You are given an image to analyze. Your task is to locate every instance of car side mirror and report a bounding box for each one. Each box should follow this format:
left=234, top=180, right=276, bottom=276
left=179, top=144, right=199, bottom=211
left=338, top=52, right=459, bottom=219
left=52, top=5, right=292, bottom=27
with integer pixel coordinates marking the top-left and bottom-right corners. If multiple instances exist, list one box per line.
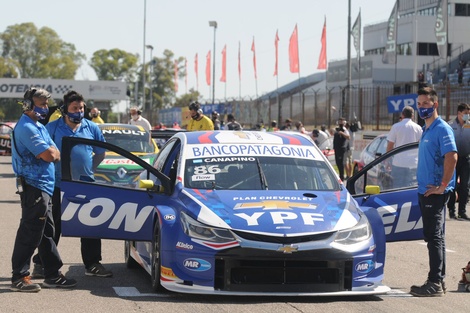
left=365, top=185, right=380, bottom=195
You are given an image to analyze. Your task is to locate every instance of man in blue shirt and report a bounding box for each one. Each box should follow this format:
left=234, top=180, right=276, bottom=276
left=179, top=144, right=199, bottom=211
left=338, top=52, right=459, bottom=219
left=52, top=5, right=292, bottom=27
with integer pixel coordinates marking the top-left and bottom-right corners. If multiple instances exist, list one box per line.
left=410, top=87, right=457, bottom=297
left=31, top=90, right=112, bottom=279
left=11, top=88, right=77, bottom=292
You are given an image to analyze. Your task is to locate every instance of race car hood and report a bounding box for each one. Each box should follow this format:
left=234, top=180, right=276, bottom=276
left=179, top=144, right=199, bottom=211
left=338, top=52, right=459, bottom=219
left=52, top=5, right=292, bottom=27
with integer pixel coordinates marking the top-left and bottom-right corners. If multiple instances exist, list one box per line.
left=180, top=188, right=361, bottom=236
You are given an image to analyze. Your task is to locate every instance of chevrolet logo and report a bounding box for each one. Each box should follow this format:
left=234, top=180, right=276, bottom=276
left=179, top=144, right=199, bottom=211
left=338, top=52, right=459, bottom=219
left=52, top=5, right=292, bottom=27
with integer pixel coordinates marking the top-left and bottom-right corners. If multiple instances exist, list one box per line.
left=277, top=244, right=299, bottom=254
left=234, top=200, right=317, bottom=210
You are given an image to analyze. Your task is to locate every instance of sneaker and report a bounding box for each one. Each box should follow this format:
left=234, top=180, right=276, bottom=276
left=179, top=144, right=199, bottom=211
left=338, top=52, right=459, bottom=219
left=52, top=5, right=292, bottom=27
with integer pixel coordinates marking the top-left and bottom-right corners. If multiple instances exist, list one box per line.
left=31, top=263, right=45, bottom=279
left=410, top=280, right=444, bottom=297
left=458, top=213, right=470, bottom=220
left=411, top=280, right=446, bottom=293
left=85, top=263, right=113, bottom=277
left=11, top=276, right=41, bottom=292
left=43, top=274, right=77, bottom=288
left=449, top=212, right=457, bottom=219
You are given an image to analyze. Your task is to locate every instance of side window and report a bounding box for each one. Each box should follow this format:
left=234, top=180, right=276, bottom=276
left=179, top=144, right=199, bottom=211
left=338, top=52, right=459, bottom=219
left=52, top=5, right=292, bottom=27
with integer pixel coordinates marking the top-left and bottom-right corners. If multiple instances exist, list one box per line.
left=352, top=145, right=418, bottom=194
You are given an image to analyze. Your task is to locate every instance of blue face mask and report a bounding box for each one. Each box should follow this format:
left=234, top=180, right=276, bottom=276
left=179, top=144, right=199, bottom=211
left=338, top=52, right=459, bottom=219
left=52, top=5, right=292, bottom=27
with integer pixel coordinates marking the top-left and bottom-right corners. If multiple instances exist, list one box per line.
left=66, top=111, right=84, bottom=123
left=33, top=105, right=49, bottom=120
left=418, top=106, right=435, bottom=119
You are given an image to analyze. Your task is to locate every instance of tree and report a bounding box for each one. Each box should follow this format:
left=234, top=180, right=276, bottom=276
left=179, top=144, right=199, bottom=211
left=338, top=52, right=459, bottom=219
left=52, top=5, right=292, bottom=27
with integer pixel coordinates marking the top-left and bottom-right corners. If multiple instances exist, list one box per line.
left=0, top=22, right=85, bottom=79
left=0, top=57, right=19, bottom=78
left=173, top=88, right=202, bottom=107
left=142, top=49, right=186, bottom=110
left=89, top=49, right=139, bottom=81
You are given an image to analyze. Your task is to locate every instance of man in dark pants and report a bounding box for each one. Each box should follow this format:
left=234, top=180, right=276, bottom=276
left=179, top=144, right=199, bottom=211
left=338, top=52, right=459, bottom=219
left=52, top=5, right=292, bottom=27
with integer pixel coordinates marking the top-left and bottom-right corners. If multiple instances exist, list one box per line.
left=333, top=117, right=350, bottom=181
left=31, top=90, right=112, bottom=278
left=11, top=88, right=77, bottom=292
left=410, top=86, right=457, bottom=297
left=447, top=102, right=470, bottom=219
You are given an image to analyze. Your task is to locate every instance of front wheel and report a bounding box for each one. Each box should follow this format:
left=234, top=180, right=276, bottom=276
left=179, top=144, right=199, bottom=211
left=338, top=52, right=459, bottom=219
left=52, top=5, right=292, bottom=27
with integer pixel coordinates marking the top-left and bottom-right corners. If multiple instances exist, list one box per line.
left=151, top=221, right=163, bottom=291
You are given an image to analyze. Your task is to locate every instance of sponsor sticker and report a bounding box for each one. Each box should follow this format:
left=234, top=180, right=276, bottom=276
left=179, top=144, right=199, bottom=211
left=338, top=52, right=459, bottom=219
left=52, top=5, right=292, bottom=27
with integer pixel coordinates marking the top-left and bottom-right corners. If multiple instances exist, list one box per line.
left=183, top=258, right=211, bottom=271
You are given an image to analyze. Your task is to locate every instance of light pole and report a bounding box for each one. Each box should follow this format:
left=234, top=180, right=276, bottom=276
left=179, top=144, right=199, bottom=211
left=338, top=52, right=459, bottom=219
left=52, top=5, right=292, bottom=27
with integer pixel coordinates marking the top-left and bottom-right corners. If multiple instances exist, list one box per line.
left=146, top=44, right=154, bottom=113
left=142, top=0, right=147, bottom=113
left=209, top=20, right=217, bottom=105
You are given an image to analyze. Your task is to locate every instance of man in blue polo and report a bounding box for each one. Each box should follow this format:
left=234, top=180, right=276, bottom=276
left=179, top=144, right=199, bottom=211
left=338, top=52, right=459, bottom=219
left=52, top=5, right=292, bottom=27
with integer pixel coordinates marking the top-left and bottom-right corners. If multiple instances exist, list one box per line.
left=11, top=88, right=76, bottom=292
left=31, top=90, right=113, bottom=279
left=410, top=86, right=457, bottom=297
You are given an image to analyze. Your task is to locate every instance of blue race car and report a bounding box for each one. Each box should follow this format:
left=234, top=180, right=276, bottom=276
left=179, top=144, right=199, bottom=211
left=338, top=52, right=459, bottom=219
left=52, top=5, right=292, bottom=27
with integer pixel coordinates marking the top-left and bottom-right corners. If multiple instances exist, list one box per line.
left=59, top=131, right=421, bottom=296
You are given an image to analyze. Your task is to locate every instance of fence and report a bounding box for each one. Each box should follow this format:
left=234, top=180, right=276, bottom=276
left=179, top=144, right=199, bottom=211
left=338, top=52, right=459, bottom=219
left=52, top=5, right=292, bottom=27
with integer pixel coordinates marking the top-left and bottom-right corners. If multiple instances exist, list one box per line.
left=154, top=82, right=467, bottom=131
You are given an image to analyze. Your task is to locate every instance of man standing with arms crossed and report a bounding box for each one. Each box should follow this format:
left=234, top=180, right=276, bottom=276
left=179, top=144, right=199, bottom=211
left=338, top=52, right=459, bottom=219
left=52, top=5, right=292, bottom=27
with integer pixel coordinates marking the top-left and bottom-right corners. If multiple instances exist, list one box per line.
left=410, top=87, right=457, bottom=297
left=11, top=88, right=77, bottom=292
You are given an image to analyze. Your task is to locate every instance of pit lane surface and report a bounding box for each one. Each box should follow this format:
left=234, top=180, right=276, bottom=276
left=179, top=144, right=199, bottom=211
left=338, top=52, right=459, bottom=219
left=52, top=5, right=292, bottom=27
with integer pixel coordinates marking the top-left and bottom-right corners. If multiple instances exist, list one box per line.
left=0, top=155, right=469, bottom=312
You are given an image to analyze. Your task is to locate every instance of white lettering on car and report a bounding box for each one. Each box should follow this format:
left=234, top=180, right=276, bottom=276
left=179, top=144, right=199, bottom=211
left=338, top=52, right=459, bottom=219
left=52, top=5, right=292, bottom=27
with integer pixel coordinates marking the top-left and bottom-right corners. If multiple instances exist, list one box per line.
left=377, top=202, right=422, bottom=235
left=234, top=212, right=324, bottom=226
left=62, top=195, right=154, bottom=232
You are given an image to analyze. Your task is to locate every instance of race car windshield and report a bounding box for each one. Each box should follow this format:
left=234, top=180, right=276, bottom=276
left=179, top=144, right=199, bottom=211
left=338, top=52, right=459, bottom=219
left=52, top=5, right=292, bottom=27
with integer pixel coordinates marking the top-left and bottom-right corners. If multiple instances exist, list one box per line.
left=102, top=132, right=154, bottom=153
left=184, top=156, right=340, bottom=191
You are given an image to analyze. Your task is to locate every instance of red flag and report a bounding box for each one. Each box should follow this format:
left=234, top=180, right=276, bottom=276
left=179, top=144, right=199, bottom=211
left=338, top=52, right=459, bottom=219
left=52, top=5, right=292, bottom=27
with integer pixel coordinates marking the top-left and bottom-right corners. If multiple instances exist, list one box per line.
left=194, top=53, right=199, bottom=90
left=174, top=60, right=179, bottom=92
left=220, top=45, right=227, bottom=82
left=318, top=18, right=327, bottom=70
left=289, top=25, right=299, bottom=73
left=238, top=41, right=241, bottom=81
left=274, top=30, right=279, bottom=76
left=251, top=37, right=257, bottom=79
left=205, top=50, right=211, bottom=86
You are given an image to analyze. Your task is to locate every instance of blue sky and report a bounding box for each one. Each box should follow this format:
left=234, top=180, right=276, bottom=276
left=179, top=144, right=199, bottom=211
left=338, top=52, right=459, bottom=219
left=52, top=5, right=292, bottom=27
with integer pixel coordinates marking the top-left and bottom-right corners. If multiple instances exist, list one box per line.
left=2, top=0, right=397, bottom=103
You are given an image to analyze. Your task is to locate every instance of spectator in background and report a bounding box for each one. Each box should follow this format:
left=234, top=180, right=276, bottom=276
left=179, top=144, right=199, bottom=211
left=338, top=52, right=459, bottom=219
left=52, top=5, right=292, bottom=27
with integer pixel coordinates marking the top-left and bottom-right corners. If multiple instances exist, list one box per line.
left=447, top=102, right=470, bottom=220
left=267, top=120, right=279, bottom=132
left=186, top=101, right=214, bottom=131
left=294, top=121, right=307, bottom=134
left=226, top=113, right=243, bottom=131
left=311, top=129, right=328, bottom=146
left=129, top=107, right=152, bottom=132
left=211, top=111, right=221, bottom=130
left=280, top=119, right=292, bottom=130
left=333, top=117, right=350, bottom=181
left=90, top=107, right=105, bottom=124
left=343, top=122, right=353, bottom=178
left=386, top=105, right=423, bottom=188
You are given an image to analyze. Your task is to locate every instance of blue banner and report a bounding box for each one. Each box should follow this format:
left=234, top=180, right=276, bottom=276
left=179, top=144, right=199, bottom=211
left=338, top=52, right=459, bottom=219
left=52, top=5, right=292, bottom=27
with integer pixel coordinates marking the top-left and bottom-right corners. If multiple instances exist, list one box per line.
left=386, top=94, right=418, bottom=113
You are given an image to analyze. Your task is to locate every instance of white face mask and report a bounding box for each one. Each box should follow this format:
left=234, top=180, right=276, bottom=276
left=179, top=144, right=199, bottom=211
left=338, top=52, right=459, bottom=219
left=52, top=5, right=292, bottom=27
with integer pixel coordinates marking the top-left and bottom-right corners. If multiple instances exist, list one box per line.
left=131, top=114, right=138, bottom=120
left=463, top=114, right=470, bottom=122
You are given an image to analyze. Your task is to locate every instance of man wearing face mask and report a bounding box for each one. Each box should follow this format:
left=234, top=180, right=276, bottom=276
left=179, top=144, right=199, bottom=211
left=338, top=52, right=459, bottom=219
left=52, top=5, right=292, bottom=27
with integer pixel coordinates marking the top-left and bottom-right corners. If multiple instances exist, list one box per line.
left=11, top=88, right=76, bottom=291
left=186, top=101, right=214, bottom=131
left=30, top=90, right=113, bottom=280
left=129, top=107, right=152, bottom=132
left=410, top=87, right=457, bottom=297
left=447, top=102, right=470, bottom=220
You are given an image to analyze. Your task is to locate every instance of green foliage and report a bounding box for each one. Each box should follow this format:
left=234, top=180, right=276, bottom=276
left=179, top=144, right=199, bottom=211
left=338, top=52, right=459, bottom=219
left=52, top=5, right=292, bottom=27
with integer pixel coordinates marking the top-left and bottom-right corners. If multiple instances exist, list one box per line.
left=174, top=88, right=202, bottom=107
left=0, top=23, right=85, bottom=79
left=89, top=49, right=139, bottom=81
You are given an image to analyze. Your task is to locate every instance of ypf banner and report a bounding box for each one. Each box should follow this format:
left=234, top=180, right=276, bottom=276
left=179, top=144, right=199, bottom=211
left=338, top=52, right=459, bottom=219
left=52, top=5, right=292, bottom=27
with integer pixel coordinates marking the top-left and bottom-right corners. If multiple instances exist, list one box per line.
left=386, top=94, right=418, bottom=113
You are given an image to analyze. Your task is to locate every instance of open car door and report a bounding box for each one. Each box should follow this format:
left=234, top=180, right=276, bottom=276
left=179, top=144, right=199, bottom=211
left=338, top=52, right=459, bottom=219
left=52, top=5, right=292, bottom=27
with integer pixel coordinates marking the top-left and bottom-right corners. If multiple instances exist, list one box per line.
left=60, top=137, right=171, bottom=241
left=347, top=142, right=423, bottom=242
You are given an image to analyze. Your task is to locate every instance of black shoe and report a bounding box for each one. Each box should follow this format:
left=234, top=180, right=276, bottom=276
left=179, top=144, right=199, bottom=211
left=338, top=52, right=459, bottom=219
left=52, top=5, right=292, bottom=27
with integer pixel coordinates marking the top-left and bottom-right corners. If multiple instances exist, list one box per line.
left=449, top=212, right=457, bottom=219
left=410, top=280, right=444, bottom=297
left=85, top=263, right=113, bottom=277
left=11, top=276, right=41, bottom=292
left=43, top=274, right=77, bottom=288
left=31, top=263, right=45, bottom=279
left=458, top=213, right=470, bottom=220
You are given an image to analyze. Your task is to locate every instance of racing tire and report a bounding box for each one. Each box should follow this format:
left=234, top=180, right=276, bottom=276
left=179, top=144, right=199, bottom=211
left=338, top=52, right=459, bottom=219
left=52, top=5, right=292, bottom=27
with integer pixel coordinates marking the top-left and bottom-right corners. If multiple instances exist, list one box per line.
left=151, top=221, right=163, bottom=292
left=124, top=241, right=139, bottom=269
